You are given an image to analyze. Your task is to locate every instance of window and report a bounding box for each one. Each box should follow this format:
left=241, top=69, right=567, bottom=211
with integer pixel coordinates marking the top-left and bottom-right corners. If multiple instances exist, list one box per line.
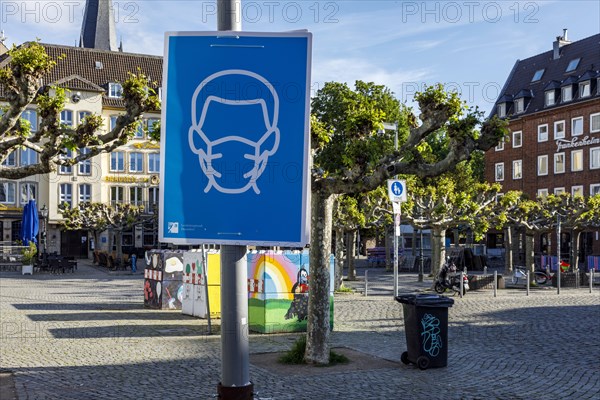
left=591, top=147, right=600, bottom=170
left=108, top=83, right=123, bottom=98
left=537, top=189, right=548, bottom=198
left=562, top=86, right=572, bottom=102
left=571, top=185, right=584, bottom=197
left=531, top=69, right=544, bottom=82
left=60, top=110, right=73, bottom=127
left=78, top=111, right=91, bottom=125
left=497, top=103, right=506, bottom=118
left=78, top=148, right=91, bottom=175
left=129, top=152, right=144, bottom=173
left=495, top=139, right=504, bottom=151
left=1, top=151, right=16, bottom=167
left=110, top=186, right=124, bottom=205
left=538, top=124, right=548, bottom=142
left=545, top=90, right=555, bottom=106
left=514, top=98, right=524, bottom=114
left=0, top=182, right=16, bottom=204
left=20, top=183, right=36, bottom=204
left=554, top=153, right=565, bottom=174
left=134, top=120, right=145, bottom=139
left=512, top=131, right=522, bottom=148
left=59, top=149, right=73, bottom=174
left=538, top=155, right=548, bottom=176
left=579, top=81, right=591, bottom=98
left=19, top=148, right=37, bottom=166
left=571, top=117, right=583, bottom=136
left=565, top=58, right=580, bottom=72
left=110, top=152, right=125, bottom=172
left=591, top=184, right=600, bottom=196
left=22, top=109, right=38, bottom=132
left=554, top=121, right=565, bottom=139
left=495, top=162, right=504, bottom=181
left=110, top=115, right=119, bottom=130
left=571, top=149, right=583, bottom=172
left=513, top=160, right=522, bottom=180
left=148, top=187, right=159, bottom=213
left=130, top=187, right=143, bottom=206
left=59, top=183, right=72, bottom=208
left=147, top=118, right=160, bottom=137
left=148, top=153, right=160, bottom=173
left=79, top=184, right=92, bottom=203
left=591, top=113, right=600, bottom=133
left=554, top=187, right=565, bottom=195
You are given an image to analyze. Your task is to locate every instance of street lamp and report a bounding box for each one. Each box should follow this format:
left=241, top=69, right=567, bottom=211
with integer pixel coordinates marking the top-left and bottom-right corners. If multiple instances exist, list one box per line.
left=40, top=204, right=48, bottom=254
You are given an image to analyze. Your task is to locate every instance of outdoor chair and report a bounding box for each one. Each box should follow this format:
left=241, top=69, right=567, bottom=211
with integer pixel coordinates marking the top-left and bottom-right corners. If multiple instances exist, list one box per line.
left=60, top=258, right=75, bottom=273
left=49, top=258, right=61, bottom=274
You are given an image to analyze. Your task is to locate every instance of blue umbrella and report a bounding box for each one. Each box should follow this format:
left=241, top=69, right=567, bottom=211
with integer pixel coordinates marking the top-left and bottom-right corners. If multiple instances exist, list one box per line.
left=21, top=200, right=39, bottom=246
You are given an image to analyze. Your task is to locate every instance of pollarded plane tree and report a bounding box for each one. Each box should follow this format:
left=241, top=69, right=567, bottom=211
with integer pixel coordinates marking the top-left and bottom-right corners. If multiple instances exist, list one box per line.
left=307, top=81, right=508, bottom=364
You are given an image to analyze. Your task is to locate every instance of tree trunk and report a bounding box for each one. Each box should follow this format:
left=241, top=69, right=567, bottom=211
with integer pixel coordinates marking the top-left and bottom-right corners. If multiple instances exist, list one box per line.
left=334, top=228, right=344, bottom=291
left=525, top=231, right=535, bottom=281
left=512, top=229, right=522, bottom=265
left=305, top=189, right=334, bottom=365
left=431, top=227, right=446, bottom=276
left=116, top=230, right=123, bottom=262
left=453, top=229, right=459, bottom=247
left=385, top=226, right=391, bottom=271
left=504, top=226, right=513, bottom=275
left=571, top=230, right=581, bottom=271
left=347, top=230, right=356, bottom=280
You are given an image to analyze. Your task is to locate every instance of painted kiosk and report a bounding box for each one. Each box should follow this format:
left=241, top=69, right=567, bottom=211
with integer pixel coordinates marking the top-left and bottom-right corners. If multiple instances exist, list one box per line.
left=247, top=250, right=334, bottom=333
left=181, top=249, right=221, bottom=318
left=144, top=250, right=185, bottom=309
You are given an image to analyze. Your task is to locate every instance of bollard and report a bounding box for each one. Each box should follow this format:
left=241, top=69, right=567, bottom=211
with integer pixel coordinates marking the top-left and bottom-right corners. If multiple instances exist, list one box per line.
left=459, top=272, right=464, bottom=299
left=493, top=271, right=497, bottom=298
left=575, top=269, right=580, bottom=289
left=483, top=266, right=487, bottom=275
left=591, top=269, right=594, bottom=294
left=526, top=271, right=530, bottom=296
left=364, top=270, right=369, bottom=297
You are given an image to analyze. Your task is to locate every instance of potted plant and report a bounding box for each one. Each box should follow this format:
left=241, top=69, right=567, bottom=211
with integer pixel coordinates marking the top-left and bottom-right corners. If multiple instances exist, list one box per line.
left=21, top=242, right=37, bottom=275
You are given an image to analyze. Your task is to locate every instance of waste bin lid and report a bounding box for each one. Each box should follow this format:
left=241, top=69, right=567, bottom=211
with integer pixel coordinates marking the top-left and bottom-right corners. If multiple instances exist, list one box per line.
left=395, top=294, right=454, bottom=307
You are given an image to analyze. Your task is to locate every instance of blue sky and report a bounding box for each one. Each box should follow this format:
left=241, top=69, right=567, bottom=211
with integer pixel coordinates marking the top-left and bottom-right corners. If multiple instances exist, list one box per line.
left=1, top=1, right=599, bottom=114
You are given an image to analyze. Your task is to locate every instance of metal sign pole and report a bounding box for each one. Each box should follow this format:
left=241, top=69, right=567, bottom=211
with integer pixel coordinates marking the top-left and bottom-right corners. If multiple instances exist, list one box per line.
left=216, top=2, right=252, bottom=399
left=557, top=215, right=561, bottom=295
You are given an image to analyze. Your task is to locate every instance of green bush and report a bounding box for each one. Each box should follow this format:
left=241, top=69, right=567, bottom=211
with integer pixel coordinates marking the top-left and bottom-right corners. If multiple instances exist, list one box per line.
left=21, top=242, right=37, bottom=265
left=278, top=335, right=350, bottom=366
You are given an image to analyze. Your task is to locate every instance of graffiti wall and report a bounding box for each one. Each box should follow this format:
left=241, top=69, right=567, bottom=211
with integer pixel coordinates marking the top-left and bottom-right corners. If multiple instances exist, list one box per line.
left=247, top=251, right=334, bottom=333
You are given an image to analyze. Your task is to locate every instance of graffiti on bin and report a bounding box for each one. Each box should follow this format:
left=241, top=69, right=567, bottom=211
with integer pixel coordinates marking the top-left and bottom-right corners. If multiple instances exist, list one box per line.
left=421, top=313, right=442, bottom=357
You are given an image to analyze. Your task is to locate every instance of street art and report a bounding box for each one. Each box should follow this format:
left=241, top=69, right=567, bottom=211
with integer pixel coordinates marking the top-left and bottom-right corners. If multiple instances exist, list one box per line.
left=144, top=250, right=185, bottom=310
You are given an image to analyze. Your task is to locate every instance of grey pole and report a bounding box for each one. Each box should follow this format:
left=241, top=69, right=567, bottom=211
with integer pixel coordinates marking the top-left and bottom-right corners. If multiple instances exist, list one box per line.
left=557, top=215, right=561, bottom=295
left=493, top=271, right=497, bottom=298
left=393, top=216, right=398, bottom=298
left=364, top=269, right=369, bottom=297
left=526, top=271, right=530, bottom=296
left=216, top=1, right=253, bottom=399
left=591, top=268, right=594, bottom=294
left=419, top=224, right=424, bottom=282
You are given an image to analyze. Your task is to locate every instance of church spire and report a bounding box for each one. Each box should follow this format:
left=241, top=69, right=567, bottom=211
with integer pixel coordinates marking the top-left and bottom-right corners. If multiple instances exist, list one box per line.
left=79, top=0, right=118, bottom=51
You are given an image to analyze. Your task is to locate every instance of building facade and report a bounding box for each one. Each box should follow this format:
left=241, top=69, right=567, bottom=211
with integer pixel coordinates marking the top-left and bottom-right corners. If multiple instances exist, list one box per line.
left=485, top=31, right=600, bottom=258
left=0, top=0, right=163, bottom=257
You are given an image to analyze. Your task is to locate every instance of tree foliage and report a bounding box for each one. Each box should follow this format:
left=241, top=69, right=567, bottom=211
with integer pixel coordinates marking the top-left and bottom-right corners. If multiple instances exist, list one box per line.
left=0, top=41, right=160, bottom=179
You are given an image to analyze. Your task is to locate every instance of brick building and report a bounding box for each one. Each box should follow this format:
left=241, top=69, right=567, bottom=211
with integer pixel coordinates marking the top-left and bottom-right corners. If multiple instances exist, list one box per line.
left=485, top=31, right=600, bottom=260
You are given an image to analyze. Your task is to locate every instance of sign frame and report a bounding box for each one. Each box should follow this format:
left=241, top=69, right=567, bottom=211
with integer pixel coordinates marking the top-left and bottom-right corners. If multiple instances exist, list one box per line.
left=159, top=31, right=312, bottom=247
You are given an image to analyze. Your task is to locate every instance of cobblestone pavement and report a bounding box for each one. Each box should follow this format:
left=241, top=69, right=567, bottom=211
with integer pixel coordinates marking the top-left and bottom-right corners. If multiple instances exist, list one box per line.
left=1, top=262, right=599, bottom=399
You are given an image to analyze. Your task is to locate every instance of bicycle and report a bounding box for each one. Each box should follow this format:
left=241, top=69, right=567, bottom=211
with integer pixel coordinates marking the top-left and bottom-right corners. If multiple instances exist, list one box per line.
left=511, top=266, right=552, bottom=285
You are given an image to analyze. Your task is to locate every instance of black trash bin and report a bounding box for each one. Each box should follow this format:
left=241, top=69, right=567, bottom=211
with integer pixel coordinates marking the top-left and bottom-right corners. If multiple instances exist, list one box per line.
left=396, top=294, right=454, bottom=370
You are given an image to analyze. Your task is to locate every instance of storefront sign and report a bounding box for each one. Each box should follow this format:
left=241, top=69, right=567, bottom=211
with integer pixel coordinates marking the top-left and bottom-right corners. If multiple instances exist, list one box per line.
left=556, top=136, right=600, bottom=152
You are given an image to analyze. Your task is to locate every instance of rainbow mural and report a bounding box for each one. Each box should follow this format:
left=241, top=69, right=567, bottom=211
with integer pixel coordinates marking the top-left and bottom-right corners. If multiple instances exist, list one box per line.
left=247, top=250, right=334, bottom=333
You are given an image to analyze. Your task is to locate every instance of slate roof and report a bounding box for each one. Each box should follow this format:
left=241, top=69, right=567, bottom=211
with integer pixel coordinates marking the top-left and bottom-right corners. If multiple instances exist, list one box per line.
left=491, top=33, right=600, bottom=119
left=0, top=42, right=162, bottom=109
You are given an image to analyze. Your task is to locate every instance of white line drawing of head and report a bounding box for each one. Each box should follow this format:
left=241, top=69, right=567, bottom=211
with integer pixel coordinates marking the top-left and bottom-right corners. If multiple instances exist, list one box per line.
left=188, top=69, right=280, bottom=194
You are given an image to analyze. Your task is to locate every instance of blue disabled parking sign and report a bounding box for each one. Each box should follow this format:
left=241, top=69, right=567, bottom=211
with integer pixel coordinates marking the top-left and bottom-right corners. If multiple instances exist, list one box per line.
left=159, top=31, right=312, bottom=247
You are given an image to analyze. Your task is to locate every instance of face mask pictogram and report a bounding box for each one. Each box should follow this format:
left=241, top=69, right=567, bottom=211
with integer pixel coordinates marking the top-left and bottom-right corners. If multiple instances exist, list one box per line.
left=188, top=70, right=280, bottom=195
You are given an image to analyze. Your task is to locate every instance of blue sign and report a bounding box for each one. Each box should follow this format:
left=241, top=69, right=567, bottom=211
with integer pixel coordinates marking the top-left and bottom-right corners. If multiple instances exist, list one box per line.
left=387, top=179, right=407, bottom=203
left=160, top=31, right=312, bottom=246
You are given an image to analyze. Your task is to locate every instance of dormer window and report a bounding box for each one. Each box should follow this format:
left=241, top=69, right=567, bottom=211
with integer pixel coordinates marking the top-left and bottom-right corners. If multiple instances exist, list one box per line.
left=565, top=58, right=580, bottom=72
left=579, top=81, right=591, bottom=98
left=545, top=90, right=555, bottom=106
left=497, top=103, right=506, bottom=118
left=514, top=98, right=524, bottom=114
left=108, top=83, right=123, bottom=98
left=562, top=86, right=572, bottom=102
left=531, top=69, right=545, bottom=82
